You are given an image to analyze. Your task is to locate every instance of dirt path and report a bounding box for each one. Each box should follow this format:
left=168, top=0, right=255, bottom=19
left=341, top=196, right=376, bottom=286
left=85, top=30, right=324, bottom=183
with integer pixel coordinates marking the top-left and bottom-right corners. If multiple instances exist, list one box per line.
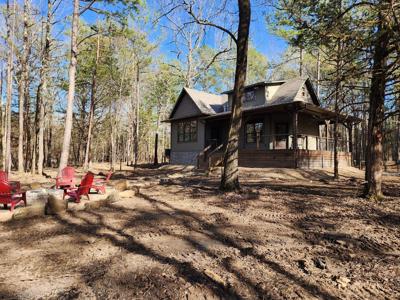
left=0, top=167, right=399, bottom=299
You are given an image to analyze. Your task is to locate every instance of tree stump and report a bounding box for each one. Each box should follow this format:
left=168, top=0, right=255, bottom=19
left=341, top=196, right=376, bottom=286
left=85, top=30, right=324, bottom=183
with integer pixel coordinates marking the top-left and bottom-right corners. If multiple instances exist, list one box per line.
left=46, top=190, right=68, bottom=215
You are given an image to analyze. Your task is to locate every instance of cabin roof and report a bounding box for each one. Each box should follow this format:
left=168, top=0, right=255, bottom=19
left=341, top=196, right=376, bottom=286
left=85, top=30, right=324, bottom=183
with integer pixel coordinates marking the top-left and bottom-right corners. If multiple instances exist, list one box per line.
left=166, top=77, right=353, bottom=122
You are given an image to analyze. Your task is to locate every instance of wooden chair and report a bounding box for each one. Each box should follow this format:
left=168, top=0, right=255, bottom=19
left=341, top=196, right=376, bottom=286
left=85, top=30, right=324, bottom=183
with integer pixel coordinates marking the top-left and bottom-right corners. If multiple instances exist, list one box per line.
left=0, top=171, right=22, bottom=193
left=63, top=172, right=94, bottom=203
left=0, top=180, right=26, bottom=212
left=91, top=171, right=113, bottom=194
left=55, top=166, right=75, bottom=189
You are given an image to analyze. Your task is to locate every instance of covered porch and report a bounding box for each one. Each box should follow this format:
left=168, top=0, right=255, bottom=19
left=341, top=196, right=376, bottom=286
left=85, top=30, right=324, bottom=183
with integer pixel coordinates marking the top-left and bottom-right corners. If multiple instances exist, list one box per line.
left=198, top=102, right=358, bottom=169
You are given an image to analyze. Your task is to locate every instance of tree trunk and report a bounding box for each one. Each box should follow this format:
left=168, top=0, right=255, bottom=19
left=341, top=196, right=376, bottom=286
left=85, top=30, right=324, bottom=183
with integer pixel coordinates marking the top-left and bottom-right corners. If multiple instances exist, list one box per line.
left=5, top=0, right=15, bottom=174
left=365, top=12, right=389, bottom=199
left=58, top=0, right=79, bottom=173
left=316, top=49, right=320, bottom=98
left=134, top=65, right=140, bottom=167
left=83, top=34, right=100, bottom=171
left=0, top=69, right=3, bottom=170
left=220, top=0, right=251, bottom=191
left=36, top=0, right=52, bottom=175
left=18, top=0, right=30, bottom=173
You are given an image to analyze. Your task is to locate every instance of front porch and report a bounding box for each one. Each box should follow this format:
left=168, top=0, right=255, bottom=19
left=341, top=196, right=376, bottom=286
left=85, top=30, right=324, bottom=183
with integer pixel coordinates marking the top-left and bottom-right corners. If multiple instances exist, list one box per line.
left=198, top=103, right=354, bottom=170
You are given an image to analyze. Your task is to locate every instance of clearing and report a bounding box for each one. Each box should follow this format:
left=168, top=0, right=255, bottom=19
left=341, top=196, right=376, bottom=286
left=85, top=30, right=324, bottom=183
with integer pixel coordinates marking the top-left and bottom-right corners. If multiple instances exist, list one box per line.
left=0, top=165, right=399, bottom=299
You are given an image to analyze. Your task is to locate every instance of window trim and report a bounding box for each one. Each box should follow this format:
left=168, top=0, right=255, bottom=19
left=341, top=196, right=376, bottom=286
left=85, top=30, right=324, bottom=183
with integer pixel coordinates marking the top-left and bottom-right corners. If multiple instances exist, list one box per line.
left=245, top=120, right=264, bottom=144
left=177, top=120, right=197, bottom=143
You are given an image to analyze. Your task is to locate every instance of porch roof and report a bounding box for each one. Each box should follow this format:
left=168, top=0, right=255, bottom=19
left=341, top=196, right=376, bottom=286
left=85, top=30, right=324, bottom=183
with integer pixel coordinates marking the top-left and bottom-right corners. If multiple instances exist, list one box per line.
left=202, top=102, right=361, bottom=124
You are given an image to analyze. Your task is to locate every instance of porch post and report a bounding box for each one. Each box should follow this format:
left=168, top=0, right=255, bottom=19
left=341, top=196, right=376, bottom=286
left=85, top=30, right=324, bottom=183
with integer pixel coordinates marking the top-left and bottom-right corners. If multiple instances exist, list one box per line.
left=348, top=123, right=353, bottom=166
left=292, top=109, right=298, bottom=168
left=325, top=120, right=329, bottom=151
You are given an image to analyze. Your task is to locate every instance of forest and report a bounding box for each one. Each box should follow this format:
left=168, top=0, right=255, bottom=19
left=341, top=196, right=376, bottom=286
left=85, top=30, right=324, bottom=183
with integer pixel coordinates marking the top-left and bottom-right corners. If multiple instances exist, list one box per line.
left=0, top=0, right=399, bottom=299
left=0, top=0, right=398, bottom=198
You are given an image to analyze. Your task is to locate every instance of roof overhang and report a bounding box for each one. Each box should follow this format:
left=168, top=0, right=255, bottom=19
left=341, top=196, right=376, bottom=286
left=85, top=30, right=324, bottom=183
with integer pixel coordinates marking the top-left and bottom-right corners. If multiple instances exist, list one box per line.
left=201, top=102, right=362, bottom=124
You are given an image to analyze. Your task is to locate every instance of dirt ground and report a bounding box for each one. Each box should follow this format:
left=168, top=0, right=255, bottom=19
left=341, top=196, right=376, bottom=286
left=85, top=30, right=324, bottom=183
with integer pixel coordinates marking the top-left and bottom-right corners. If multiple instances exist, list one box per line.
left=0, top=165, right=399, bottom=299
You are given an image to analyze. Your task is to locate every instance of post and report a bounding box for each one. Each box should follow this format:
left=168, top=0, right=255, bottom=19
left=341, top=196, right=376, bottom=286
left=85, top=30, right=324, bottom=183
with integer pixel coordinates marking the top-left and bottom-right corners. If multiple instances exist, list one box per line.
left=292, top=109, right=298, bottom=168
left=154, top=133, right=158, bottom=166
left=348, top=123, right=353, bottom=166
left=325, top=120, right=329, bottom=151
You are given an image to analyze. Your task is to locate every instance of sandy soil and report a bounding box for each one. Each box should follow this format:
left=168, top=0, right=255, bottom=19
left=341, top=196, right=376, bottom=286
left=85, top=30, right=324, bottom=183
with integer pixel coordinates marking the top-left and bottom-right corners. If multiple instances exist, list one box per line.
left=0, top=165, right=399, bottom=299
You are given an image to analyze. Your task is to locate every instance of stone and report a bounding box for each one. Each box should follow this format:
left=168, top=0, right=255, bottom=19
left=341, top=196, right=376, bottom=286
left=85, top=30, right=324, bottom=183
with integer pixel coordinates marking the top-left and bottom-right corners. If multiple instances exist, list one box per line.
left=297, top=259, right=311, bottom=275
left=313, top=257, right=327, bottom=270
left=334, top=275, right=350, bottom=288
left=26, top=189, right=48, bottom=206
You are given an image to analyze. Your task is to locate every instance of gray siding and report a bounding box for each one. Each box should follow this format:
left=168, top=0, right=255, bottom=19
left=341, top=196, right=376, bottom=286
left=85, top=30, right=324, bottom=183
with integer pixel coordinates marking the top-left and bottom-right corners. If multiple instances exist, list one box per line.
left=173, top=94, right=201, bottom=119
left=227, top=86, right=267, bottom=110
left=170, top=119, right=205, bottom=165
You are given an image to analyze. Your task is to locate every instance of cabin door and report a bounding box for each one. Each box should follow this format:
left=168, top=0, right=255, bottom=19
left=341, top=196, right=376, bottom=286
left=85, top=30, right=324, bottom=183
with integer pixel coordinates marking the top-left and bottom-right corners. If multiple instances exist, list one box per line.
left=209, top=126, right=221, bottom=148
left=275, top=123, right=289, bottom=149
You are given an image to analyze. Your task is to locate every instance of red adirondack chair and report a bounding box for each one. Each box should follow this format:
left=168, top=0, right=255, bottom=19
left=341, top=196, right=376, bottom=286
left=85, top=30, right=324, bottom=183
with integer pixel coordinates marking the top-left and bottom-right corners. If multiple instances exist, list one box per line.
left=55, top=166, right=75, bottom=189
left=0, top=180, right=26, bottom=212
left=91, top=171, right=113, bottom=194
left=63, top=172, right=94, bottom=203
left=0, top=171, right=22, bottom=192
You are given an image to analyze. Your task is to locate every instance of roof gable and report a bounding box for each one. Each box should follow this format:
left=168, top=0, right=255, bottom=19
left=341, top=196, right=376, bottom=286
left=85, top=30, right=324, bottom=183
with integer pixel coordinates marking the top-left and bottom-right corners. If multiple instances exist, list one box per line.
left=169, top=87, right=226, bottom=120
left=269, top=78, right=320, bottom=107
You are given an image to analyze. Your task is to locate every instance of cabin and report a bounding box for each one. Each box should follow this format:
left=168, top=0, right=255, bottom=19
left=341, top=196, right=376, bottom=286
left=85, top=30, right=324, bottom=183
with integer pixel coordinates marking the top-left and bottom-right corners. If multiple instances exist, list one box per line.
left=164, top=78, right=360, bottom=170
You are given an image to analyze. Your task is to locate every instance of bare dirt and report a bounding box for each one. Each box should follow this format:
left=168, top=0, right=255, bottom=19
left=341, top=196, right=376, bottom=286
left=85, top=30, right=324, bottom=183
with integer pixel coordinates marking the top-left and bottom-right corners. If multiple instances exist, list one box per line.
left=0, top=165, right=399, bottom=299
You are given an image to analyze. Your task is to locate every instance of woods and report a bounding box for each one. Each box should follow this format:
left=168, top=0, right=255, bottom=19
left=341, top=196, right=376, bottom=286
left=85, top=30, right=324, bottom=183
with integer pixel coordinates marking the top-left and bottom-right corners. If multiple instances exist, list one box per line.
left=0, top=0, right=398, bottom=199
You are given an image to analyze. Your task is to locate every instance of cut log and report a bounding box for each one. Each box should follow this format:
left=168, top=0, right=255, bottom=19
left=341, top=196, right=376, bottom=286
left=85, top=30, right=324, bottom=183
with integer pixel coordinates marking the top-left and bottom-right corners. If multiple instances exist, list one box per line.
left=46, top=190, right=68, bottom=215
left=13, top=205, right=45, bottom=220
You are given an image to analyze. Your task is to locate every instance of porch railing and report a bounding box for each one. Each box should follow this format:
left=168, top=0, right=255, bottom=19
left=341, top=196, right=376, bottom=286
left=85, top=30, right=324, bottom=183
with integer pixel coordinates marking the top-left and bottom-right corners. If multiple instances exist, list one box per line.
left=207, top=134, right=349, bottom=152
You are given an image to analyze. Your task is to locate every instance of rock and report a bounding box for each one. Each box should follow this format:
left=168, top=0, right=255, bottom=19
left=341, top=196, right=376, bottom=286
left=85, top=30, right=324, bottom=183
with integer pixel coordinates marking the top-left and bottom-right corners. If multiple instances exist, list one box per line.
left=333, top=275, right=350, bottom=288
left=297, top=259, right=311, bottom=275
left=112, top=180, right=129, bottom=191
left=13, top=205, right=45, bottom=220
left=335, top=239, right=348, bottom=247
left=313, top=257, right=327, bottom=270
left=46, top=190, right=68, bottom=215
left=26, top=189, right=48, bottom=206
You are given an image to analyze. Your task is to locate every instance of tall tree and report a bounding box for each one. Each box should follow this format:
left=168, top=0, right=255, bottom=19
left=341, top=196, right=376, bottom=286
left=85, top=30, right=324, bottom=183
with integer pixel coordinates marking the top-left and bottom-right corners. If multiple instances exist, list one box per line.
left=18, top=0, right=31, bottom=173
left=4, top=0, right=15, bottom=174
left=34, top=0, right=54, bottom=175
left=219, top=0, right=251, bottom=191
left=58, top=0, right=141, bottom=173
left=58, top=0, right=79, bottom=172
left=83, top=34, right=100, bottom=170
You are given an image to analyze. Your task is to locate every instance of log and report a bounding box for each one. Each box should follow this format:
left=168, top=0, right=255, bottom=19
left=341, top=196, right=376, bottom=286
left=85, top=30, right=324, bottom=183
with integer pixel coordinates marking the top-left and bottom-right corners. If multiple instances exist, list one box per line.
left=46, top=190, right=68, bottom=215
left=12, top=205, right=45, bottom=220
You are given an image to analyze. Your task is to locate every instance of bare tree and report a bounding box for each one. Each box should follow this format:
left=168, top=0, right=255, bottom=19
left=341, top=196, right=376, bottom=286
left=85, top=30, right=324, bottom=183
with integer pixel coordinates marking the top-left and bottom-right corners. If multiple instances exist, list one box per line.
left=58, top=0, right=79, bottom=173
left=4, top=0, right=16, bottom=174
left=83, top=33, right=100, bottom=170
left=182, top=0, right=251, bottom=191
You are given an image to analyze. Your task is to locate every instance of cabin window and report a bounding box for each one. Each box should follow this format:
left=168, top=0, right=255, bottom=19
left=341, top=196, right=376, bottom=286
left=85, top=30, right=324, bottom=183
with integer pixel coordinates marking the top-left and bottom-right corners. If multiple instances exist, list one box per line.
left=177, top=120, right=197, bottom=143
left=244, top=90, right=255, bottom=103
left=246, top=121, right=263, bottom=143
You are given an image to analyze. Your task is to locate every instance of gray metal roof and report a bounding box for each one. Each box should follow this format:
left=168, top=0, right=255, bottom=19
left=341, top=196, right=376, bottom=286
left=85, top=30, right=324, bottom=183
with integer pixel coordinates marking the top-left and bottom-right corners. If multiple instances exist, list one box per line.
left=168, top=77, right=320, bottom=121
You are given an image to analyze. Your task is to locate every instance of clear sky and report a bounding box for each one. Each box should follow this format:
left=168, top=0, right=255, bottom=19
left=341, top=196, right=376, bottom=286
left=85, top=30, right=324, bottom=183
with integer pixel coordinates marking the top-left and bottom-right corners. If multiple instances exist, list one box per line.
left=1, top=0, right=288, bottom=66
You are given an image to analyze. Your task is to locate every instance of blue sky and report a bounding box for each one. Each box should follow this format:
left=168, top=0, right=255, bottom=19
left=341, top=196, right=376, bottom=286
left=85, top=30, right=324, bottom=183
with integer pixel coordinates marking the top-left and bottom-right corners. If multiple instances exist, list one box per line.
left=2, top=0, right=288, bottom=65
